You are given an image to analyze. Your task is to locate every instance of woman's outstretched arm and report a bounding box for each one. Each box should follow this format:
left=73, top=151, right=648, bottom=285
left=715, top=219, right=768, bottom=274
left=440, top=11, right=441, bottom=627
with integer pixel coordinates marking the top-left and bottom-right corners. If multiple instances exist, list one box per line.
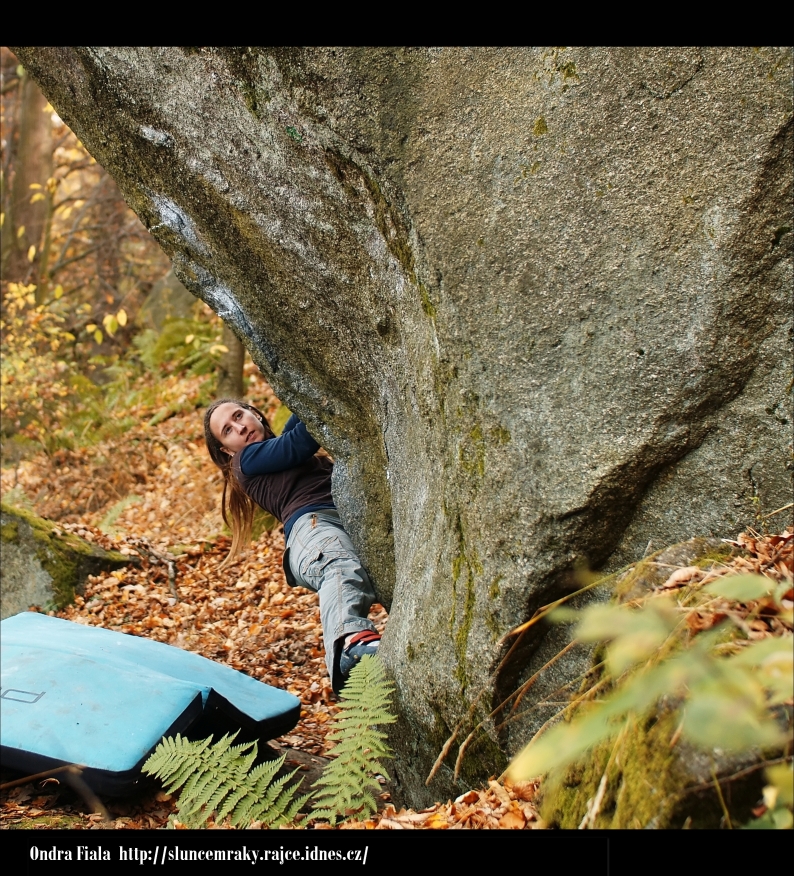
left=238, top=415, right=320, bottom=474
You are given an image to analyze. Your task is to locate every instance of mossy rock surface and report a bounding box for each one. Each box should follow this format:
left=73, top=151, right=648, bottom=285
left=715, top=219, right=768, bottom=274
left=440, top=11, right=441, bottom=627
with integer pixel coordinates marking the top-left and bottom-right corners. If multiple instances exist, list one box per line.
left=610, top=536, right=738, bottom=603
left=541, top=703, right=770, bottom=829
left=540, top=536, right=782, bottom=829
left=0, top=501, right=134, bottom=619
left=4, top=813, right=86, bottom=830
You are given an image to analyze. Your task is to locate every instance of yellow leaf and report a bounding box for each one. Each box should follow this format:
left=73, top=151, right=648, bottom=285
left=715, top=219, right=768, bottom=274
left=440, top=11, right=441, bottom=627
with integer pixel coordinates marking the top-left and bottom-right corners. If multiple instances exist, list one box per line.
left=53, top=285, right=64, bottom=299
left=30, top=192, right=46, bottom=203
left=184, top=334, right=195, bottom=345
left=426, top=811, right=450, bottom=829
left=86, top=324, right=97, bottom=333
left=704, top=573, right=775, bottom=602
left=103, top=314, right=118, bottom=336
left=116, top=309, right=128, bottom=327
left=93, top=329, right=103, bottom=344
left=29, top=183, right=43, bottom=190
left=17, top=225, right=25, bottom=238
left=27, top=245, right=37, bottom=262
left=210, top=344, right=229, bottom=355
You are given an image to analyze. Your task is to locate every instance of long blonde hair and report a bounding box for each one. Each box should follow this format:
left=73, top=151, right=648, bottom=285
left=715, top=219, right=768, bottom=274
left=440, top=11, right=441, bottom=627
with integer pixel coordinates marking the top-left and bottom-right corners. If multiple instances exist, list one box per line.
left=203, top=398, right=273, bottom=566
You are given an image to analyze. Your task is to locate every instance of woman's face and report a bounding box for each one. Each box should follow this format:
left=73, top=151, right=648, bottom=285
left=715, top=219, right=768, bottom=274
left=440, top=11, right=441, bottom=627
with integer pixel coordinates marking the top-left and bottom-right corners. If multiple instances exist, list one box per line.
left=209, top=403, right=266, bottom=456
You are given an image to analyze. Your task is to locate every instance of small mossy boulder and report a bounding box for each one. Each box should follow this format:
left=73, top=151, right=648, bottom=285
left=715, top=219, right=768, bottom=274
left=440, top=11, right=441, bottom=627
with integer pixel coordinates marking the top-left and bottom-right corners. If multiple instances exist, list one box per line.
left=0, top=501, right=134, bottom=619
left=610, top=536, right=738, bottom=603
left=538, top=537, right=786, bottom=829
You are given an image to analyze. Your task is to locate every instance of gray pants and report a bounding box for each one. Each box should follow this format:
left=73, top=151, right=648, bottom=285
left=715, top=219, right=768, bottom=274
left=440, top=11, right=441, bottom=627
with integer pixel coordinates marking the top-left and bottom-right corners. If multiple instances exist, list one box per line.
left=285, top=509, right=377, bottom=691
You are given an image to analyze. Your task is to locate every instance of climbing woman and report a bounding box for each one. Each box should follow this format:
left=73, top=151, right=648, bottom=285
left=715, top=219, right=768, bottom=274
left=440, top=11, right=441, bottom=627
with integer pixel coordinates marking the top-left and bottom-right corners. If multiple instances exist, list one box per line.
left=203, top=399, right=381, bottom=694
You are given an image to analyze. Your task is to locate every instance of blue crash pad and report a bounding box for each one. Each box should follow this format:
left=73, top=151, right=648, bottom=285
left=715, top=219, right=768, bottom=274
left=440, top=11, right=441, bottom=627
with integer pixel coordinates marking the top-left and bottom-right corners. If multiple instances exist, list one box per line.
left=0, top=613, right=300, bottom=794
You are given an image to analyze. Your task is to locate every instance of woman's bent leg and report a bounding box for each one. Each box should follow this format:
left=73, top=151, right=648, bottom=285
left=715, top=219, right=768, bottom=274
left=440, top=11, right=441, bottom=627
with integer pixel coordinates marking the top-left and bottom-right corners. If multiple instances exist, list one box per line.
left=286, top=510, right=377, bottom=692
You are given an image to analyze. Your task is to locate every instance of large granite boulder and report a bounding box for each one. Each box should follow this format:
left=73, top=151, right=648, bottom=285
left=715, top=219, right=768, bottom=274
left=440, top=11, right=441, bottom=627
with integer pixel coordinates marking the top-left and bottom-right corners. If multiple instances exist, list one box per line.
left=13, top=47, right=792, bottom=805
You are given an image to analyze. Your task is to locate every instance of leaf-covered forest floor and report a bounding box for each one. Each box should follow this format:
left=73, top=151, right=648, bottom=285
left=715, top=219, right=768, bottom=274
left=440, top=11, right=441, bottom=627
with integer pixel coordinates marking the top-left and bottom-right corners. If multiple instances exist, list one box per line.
left=1, top=365, right=791, bottom=830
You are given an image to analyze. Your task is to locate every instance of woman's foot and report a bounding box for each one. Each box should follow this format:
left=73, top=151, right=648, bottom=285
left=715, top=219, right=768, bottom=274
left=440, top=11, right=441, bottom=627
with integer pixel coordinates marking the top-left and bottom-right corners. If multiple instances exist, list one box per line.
left=338, top=631, right=381, bottom=681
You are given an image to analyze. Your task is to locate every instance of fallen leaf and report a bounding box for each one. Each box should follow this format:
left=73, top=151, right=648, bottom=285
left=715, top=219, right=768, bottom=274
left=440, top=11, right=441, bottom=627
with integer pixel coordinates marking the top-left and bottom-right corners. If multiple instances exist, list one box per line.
left=660, top=566, right=704, bottom=589
left=498, top=807, right=526, bottom=829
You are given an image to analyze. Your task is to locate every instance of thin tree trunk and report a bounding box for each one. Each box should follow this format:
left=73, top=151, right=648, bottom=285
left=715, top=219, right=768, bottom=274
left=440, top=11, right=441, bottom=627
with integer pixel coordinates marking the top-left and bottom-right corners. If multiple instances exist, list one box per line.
left=216, top=321, right=246, bottom=399
left=3, top=68, right=52, bottom=292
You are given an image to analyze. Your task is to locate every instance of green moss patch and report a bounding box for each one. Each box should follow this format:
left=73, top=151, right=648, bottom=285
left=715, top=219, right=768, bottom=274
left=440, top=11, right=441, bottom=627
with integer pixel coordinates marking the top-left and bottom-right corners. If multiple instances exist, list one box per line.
left=541, top=702, right=768, bottom=829
left=1, top=501, right=134, bottom=612
left=6, top=813, right=86, bottom=830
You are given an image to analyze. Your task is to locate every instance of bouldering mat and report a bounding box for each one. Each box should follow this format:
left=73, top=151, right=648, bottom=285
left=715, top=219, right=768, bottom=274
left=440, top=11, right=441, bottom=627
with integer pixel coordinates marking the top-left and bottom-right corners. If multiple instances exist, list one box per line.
left=0, top=612, right=301, bottom=794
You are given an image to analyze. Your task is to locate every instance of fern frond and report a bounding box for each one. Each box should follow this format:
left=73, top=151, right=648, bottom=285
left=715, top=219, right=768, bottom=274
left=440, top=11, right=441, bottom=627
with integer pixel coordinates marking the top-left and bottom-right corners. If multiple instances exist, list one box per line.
left=203, top=775, right=238, bottom=818
left=215, top=782, right=252, bottom=824
left=311, top=655, right=396, bottom=826
left=142, top=732, right=306, bottom=828
left=231, top=768, right=311, bottom=827
left=183, top=772, right=228, bottom=819
left=250, top=761, right=289, bottom=806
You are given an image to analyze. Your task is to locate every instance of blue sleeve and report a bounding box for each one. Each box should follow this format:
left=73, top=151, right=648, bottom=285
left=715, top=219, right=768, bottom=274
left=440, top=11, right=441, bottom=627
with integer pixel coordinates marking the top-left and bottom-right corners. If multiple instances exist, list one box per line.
left=280, top=413, right=300, bottom=435
left=238, top=417, right=320, bottom=475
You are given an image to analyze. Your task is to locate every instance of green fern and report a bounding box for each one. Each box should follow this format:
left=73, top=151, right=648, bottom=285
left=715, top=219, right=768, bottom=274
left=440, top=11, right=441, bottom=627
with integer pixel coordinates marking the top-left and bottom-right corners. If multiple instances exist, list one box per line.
left=142, top=732, right=309, bottom=828
left=311, top=655, right=396, bottom=826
